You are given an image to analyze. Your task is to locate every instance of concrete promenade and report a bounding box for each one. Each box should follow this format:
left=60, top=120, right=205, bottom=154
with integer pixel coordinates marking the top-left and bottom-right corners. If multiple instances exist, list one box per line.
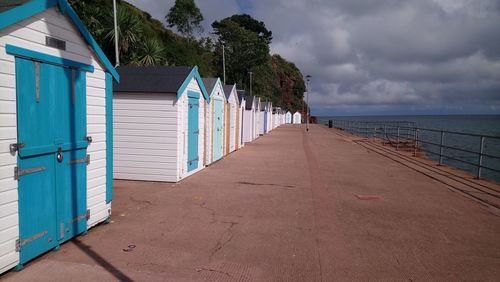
left=3, top=125, right=500, bottom=281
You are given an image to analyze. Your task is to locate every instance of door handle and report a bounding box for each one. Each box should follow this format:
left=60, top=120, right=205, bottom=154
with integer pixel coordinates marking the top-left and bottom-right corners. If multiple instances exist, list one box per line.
left=57, top=147, right=63, bottom=163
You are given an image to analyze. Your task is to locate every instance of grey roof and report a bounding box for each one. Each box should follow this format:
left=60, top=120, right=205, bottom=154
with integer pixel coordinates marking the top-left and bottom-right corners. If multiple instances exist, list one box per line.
left=202, top=78, right=218, bottom=95
left=114, top=66, right=192, bottom=93
left=245, top=95, right=254, bottom=110
left=223, top=84, right=235, bottom=100
left=0, top=0, right=29, bottom=13
left=237, top=90, right=245, bottom=105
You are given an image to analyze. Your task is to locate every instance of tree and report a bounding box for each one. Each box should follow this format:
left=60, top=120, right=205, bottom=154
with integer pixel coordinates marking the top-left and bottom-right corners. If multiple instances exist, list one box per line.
left=132, top=38, right=166, bottom=66
left=166, top=0, right=204, bottom=36
left=101, top=7, right=143, bottom=64
left=212, top=15, right=271, bottom=87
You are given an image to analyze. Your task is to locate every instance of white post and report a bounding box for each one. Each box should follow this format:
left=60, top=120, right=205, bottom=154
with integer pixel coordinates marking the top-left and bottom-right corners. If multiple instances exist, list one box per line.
left=306, top=75, right=311, bottom=132
left=113, top=0, right=119, bottom=67
left=249, top=72, right=253, bottom=96
left=222, top=44, right=226, bottom=85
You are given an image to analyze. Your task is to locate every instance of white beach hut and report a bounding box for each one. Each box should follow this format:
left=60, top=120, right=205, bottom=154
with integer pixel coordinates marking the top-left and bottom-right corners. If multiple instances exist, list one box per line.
left=0, top=0, right=119, bottom=272
left=113, top=66, right=209, bottom=182
left=285, top=111, right=292, bottom=124
left=243, top=94, right=256, bottom=142
left=293, top=111, right=302, bottom=124
left=266, top=102, right=273, bottom=133
left=202, top=78, right=225, bottom=162
left=223, top=84, right=238, bottom=154
left=237, top=91, right=246, bottom=148
left=254, top=97, right=262, bottom=137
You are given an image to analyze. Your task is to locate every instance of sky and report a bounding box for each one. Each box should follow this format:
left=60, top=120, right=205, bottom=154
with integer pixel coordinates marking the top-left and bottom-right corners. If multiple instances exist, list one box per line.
left=126, top=0, right=500, bottom=116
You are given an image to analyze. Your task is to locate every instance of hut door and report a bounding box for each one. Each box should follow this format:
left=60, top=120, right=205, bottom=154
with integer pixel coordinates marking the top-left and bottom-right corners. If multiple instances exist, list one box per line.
left=15, top=59, right=88, bottom=264
left=187, top=94, right=199, bottom=172
left=213, top=99, right=223, bottom=161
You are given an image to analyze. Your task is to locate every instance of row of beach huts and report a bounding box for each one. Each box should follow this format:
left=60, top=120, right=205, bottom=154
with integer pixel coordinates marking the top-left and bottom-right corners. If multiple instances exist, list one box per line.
left=0, top=0, right=302, bottom=273
left=113, top=66, right=302, bottom=183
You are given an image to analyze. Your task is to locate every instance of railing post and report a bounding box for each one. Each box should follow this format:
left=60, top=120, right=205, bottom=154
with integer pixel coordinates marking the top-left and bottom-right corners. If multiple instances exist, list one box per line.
left=477, top=136, right=485, bottom=179
left=396, top=127, right=400, bottom=151
left=439, top=131, right=445, bottom=165
left=413, top=129, right=418, bottom=157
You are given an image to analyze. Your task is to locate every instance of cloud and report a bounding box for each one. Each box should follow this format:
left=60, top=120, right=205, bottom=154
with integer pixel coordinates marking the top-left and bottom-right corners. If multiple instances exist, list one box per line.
left=124, top=0, right=500, bottom=115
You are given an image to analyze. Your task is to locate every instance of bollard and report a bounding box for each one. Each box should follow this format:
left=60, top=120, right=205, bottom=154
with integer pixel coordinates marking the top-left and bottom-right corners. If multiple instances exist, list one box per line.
left=477, top=136, right=485, bottom=179
left=328, top=120, right=333, bottom=128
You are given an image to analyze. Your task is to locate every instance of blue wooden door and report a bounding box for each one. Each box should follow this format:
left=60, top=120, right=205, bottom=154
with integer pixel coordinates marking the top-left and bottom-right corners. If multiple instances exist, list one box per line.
left=264, top=111, right=268, bottom=133
left=213, top=99, right=223, bottom=161
left=16, top=59, right=87, bottom=265
left=187, top=94, right=199, bottom=172
left=53, top=66, right=88, bottom=243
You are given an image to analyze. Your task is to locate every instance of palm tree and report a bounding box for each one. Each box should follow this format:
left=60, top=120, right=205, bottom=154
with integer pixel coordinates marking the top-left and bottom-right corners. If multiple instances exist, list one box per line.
left=102, top=8, right=142, bottom=56
left=132, top=38, right=167, bottom=66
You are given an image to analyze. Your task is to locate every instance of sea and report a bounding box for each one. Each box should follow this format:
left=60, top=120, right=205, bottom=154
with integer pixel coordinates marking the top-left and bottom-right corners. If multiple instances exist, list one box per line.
left=318, top=115, right=500, bottom=182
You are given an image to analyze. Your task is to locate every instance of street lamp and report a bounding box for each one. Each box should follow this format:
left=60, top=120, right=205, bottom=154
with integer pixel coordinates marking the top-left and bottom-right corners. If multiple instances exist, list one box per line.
left=249, top=71, right=253, bottom=96
left=222, top=43, right=226, bottom=85
left=306, top=75, right=311, bottom=132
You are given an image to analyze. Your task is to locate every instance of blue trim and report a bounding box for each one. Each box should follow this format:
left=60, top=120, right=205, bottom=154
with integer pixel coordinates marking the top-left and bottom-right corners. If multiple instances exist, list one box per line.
left=0, top=0, right=57, bottom=30
left=6, top=45, right=94, bottom=72
left=105, top=73, right=113, bottom=204
left=187, top=90, right=200, bottom=98
left=177, top=66, right=210, bottom=102
left=0, top=0, right=119, bottom=82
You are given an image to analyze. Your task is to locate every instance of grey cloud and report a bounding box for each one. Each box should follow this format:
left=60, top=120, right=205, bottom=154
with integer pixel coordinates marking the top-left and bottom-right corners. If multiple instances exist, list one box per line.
left=124, top=0, right=500, bottom=115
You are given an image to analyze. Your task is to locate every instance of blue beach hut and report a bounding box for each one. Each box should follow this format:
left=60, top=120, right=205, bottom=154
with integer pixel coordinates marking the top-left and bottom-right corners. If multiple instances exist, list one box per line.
left=0, top=0, right=119, bottom=272
left=113, top=66, right=209, bottom=182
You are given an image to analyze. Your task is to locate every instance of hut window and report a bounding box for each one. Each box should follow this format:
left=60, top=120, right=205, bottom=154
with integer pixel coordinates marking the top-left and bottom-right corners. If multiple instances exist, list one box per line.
left=46, top=36, right=66, bottom=51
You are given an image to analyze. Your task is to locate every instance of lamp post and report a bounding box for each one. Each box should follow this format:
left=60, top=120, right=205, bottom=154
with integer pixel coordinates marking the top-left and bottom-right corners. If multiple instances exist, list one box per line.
left=222, top=43, right=226, bottom=85
left=113, top=0, right=119, bottom=67
left=306, top=75, right=311, bottom=132
left=249, top=71, right=253, bottom=96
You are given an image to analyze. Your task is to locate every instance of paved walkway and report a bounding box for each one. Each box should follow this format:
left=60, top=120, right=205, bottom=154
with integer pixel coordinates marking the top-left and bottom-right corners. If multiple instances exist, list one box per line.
left=3, top=125, right=500, bottom=281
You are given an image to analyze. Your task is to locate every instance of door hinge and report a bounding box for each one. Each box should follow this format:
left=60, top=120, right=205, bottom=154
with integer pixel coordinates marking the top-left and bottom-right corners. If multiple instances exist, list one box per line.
left=15, top=239, right=20, bottom=252
left=86, top=136, right=93, bottom=144
left=9, top=143, right=24, bottom=154
left=68, top=155, right=90, bottom=165
left=14, top=166, right=46, bottom=180
left=86, top=209, right=91, bottom=220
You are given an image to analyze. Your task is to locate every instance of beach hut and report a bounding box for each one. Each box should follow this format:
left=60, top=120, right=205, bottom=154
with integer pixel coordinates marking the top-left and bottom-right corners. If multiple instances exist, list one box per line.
left=259, top=102, right=266, bottom=135
left=243, top=94, right=256, bottom=142
left=293, top=112, right=302, bottom=124
left=267, top=102, right=273, bottom=133
left=273, top=107, right=281, bottom=129
left=223, top=84, right=238, bottom=154
left=285, top=111, right=292, bottom=124
left=254, top=97, right=262, bottom=137
left=0, top=0, right=119, bottom=272
left=113, top=66, right=209, bottom=182
left=202, top=78, right=225, bottom=162
left=236, top=91, right=246, bottom=149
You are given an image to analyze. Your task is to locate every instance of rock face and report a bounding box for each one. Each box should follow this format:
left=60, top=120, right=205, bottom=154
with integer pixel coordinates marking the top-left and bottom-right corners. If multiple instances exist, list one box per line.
left=271, top=55, right=306, bottom=113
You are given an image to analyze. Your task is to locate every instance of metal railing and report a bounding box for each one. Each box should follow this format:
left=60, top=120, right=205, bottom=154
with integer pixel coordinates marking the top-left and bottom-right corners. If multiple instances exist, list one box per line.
left=330, top=120, right=500, bottom=180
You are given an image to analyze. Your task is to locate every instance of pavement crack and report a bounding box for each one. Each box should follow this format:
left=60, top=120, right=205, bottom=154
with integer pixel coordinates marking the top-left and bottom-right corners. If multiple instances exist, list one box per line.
left=237, top=181, right=295, bottom=189
left=129, top=195, right=153, bottom=206
left=196, top=267, right=233, bottom=278
left=209, top=221, right=238, bottom=262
